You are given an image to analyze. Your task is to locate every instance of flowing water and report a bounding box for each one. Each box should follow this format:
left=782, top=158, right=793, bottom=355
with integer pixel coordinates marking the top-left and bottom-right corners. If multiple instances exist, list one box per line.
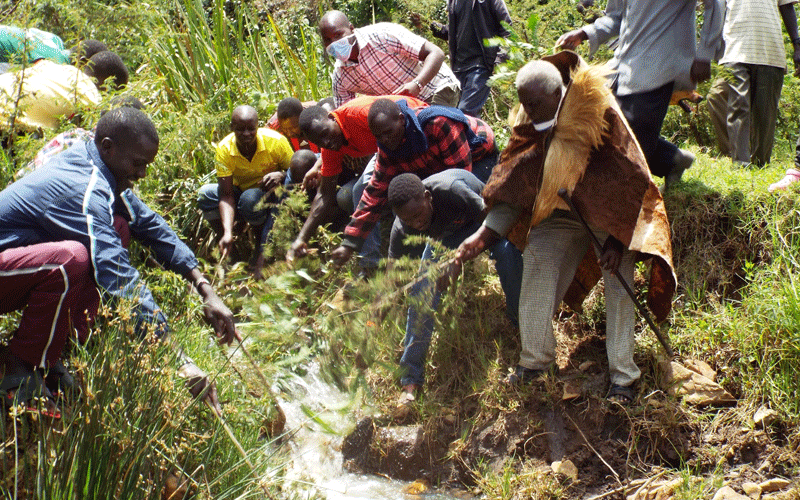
left=274, top=361, right=458, bottom=499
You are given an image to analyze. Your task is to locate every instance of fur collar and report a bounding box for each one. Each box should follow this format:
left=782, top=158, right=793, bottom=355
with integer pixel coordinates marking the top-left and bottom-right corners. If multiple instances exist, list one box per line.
left=529, top=61, right=616, bottom=227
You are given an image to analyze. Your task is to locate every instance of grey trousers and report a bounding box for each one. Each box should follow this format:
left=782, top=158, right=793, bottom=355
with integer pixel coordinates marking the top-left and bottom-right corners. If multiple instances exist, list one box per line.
left=707, top=78, right=731, bottom=157
left=519, top=210, right=640, bottom=387
left=725, top=62, right=784, bottom=166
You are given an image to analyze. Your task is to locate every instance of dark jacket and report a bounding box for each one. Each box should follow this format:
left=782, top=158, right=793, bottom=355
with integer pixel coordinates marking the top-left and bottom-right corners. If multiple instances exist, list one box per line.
left=447, top=0, right=512, bottom=70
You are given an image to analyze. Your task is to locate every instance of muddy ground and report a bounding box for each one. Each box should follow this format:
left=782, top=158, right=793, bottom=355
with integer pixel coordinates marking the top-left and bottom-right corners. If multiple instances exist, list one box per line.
left=340, top=321, right=798, bottom=499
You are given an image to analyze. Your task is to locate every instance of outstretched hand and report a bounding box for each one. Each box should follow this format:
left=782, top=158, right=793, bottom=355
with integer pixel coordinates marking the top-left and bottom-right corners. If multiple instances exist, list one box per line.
left=178, top=361, right=222, bottom=416
left=260, top=171, right=285, bottom=192
left=286, top=238, right=309, bottom=264
left=556, top=29, right=588, bottom=50
left=455, top=226, right=499, bottom=262
left=435, top=259, right=462, bottom=293
left=202, top=292, right=241, bottom=345
left=302, top=164, right=321, bottom=191
left=330, top=245, right=354, bottom=267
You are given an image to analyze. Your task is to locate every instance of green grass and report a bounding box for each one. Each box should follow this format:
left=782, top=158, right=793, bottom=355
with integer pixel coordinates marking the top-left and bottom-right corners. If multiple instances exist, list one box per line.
left=2, top=0, right=800, bottom=497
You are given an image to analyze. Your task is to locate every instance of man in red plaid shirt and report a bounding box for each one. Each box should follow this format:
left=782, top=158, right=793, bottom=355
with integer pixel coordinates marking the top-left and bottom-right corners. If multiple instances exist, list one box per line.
left=330, top=98, right=498, bottom=265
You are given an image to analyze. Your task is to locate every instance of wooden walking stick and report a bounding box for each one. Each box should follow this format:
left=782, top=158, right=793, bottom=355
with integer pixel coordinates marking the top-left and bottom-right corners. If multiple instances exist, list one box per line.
left=557, top=188, right=674, bottom=358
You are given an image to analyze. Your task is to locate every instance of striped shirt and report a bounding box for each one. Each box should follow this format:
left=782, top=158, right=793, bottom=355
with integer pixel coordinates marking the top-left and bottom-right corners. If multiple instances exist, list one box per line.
left=583, top=0, right=724, bottom=95
left=342, top=114, right=495, bottom=246
left=720, top=0, right=797, bottom=69
left=331, top=23, right=459, bottom=107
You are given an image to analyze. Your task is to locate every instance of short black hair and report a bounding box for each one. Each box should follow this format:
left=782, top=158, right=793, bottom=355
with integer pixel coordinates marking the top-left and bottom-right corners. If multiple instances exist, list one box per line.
left=95, top=107, right=158, bottom=149
left=317, top=97, right=335, bottom=111
left=84, top=50, right=129, bottom=90
left=367, top=98, right=401, bottom=127
left=72, top=39, right=108, bottom=66
left=388, top=173, right=425, bottom=209
left=277, top=97, right=304, bottom=120
left=99, top=95, right=145, bottom=118
left=289, top=149, right=318, bottom=185
left=298, top=106, right=330, bottom=136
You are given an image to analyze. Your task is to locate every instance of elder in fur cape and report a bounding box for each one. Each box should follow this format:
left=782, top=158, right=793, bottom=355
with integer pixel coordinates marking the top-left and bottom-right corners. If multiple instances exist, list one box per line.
left=456, top=51, right=676, bottom=400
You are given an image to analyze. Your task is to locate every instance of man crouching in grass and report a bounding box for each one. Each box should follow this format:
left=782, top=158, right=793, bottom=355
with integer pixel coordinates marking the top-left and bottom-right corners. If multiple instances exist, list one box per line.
left=387, top=170, right=522, bottom=413
left=0, top=107, right=238, bottom=418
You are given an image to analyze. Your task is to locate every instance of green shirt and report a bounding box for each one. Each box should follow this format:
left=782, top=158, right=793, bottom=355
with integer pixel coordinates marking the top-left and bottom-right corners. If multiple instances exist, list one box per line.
left=0, top=26, right=69, bottom=65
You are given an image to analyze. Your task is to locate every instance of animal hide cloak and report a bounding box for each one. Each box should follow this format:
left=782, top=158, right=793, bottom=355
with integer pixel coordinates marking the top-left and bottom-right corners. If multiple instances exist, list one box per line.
left=483, top=51, right=676, bottom=323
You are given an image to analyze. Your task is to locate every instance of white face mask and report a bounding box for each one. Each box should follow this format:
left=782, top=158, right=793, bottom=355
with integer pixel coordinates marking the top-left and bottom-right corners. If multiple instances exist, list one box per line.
left=531, top=86, right=566, bottom=132
left=326, top=36, right=355, bottom=62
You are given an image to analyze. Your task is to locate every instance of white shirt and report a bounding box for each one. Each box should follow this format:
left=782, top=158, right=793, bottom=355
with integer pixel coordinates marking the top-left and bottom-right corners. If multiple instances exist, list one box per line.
left=719, top=0, right=797, bottom=69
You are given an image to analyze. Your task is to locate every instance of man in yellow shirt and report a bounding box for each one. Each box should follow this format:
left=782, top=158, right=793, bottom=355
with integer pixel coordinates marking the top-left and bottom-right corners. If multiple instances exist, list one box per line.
left=197, top=105, right=293, bottom=269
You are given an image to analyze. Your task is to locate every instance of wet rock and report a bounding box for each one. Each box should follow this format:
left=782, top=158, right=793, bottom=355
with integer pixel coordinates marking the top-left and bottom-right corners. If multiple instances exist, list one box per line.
left=759, top=479, right=791, bottom=493
left=342, top=418, right=429, bottom=481
left=372, top=425, right=427, bottom=481
left=658, top=360, right=736, bottom=405
left=712, top=485, right=750, bottom=500
left=753, top=407, right=779, bottom=428
left=341, top=417, right=375, bottom=470
left=551, top=459, right=578, bottom=480
left=741, top=481, right=761, bottom=499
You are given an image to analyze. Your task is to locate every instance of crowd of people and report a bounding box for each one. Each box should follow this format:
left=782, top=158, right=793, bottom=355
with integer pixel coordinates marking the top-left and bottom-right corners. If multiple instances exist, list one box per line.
left=1, top=0, right=799, bottom=418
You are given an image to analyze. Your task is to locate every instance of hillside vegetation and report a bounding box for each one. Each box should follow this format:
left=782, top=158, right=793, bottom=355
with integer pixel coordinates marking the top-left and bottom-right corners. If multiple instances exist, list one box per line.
left=1, top=0, right=799, bottom=498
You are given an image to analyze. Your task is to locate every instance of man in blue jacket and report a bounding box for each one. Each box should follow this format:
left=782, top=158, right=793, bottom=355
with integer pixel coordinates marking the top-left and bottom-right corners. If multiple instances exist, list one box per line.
left=0, top=107, right=237, bottom=416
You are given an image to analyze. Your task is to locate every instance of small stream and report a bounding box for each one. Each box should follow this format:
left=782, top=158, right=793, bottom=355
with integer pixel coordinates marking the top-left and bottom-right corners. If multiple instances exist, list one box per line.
left=274, top=362, right=458, bottom=499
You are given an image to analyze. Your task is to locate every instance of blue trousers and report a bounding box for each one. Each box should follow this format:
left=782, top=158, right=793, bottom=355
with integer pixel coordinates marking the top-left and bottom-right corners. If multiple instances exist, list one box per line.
left=455, top=66, right=492, bottom=117
left=197, top=180, right=287, bottom=246
left=351, top=155, right=383, bottom=269
left=399, top=221, right=522, bottom=388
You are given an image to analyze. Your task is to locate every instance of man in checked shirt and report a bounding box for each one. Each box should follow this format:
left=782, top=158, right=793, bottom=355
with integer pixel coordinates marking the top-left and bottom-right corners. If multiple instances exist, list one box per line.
left=319, top=10, right=461, bottom=108
left=329, top=98, right=498, bottom=266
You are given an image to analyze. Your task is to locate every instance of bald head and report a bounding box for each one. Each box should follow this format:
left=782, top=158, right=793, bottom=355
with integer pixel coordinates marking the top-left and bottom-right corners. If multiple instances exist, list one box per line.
left=516, top=60, right=564, bottom=96
left=232, top=105, right=258, bottom=124
left=320, top=10, right=350, bottom=31
left=319, top=10, right=355, bottom=49
left=515, top=60, right=566, bottom=127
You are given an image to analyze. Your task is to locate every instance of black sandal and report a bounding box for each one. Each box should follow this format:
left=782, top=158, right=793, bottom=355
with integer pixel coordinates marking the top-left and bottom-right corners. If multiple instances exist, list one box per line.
left=606, top=383, right=635, bottom=406
left=42, top=359, right=79, bottom=402
left=505, top=365, right=548, bottom=386
left=1, top=349, right=61, bottom=419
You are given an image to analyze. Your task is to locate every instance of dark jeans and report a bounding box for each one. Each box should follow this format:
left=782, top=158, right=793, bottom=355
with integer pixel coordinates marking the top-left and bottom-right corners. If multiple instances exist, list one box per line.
left=455, top=66, right=492, bottom=117
left=615, top=81, right=678, bottom=178
left=399, top=220, right=523, bottom=388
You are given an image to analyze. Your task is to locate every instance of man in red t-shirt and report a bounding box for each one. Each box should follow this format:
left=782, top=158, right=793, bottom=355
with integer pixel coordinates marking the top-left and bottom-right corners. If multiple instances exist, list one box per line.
left=286, top=94, right=427, bottom=263
left=267, top=97, right=321, bottom=153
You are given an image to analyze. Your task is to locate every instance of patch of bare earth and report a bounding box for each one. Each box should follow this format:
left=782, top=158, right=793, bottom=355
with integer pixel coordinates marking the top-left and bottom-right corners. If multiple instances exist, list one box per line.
left=343, top=305, right=799, bottom=499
